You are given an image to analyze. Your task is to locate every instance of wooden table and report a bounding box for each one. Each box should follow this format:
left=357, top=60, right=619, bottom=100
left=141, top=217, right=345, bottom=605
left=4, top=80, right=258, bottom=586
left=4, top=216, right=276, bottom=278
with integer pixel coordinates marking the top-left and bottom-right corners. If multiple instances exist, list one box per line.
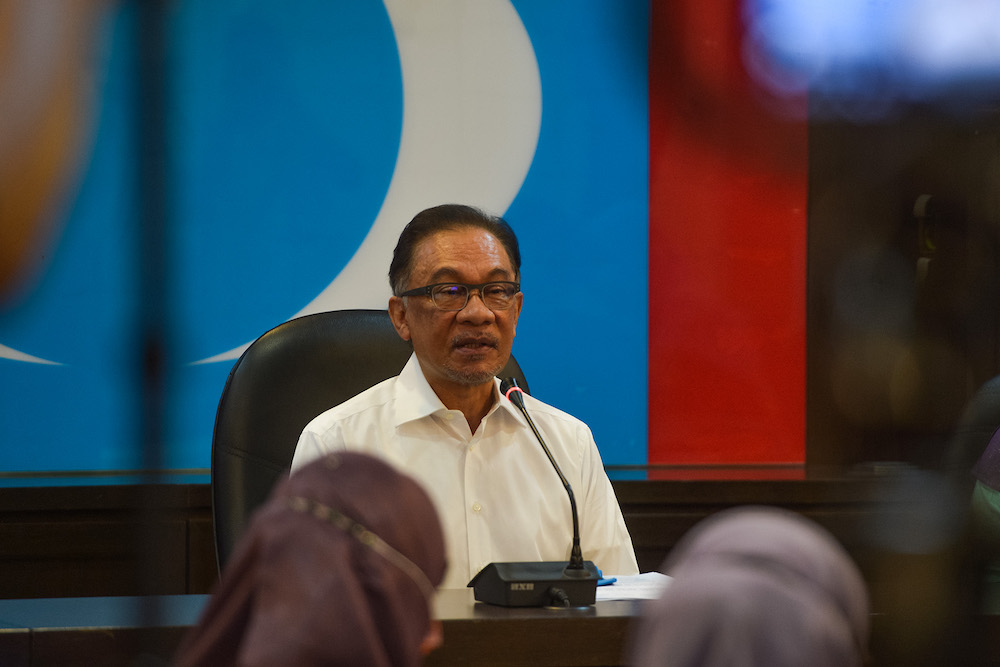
left=0, top=589, right=641, bottom=667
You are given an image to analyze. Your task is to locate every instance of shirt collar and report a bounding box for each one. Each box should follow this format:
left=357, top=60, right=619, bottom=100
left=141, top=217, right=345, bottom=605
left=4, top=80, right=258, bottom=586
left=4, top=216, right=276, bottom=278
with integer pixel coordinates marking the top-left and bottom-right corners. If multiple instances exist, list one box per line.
left=392, top=354, right=527, bottom=427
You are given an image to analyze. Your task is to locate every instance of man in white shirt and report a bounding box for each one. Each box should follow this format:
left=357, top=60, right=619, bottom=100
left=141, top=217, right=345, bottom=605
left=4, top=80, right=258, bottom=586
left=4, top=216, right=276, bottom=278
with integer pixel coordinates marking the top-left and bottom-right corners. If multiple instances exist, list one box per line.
left=291, top=204, right=638, bottom=589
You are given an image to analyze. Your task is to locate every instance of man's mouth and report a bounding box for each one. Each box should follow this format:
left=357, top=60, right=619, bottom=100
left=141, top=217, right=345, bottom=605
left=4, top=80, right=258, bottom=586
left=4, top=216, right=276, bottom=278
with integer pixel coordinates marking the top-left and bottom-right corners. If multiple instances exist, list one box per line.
left=452, top=335, right=498, bottom=352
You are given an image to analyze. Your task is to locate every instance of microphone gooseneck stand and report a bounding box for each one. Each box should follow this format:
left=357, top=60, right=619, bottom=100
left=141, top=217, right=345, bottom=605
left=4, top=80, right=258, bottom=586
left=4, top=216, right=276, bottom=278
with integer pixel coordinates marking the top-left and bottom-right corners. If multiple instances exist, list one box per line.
left=466, top=378, right=599, bottom=607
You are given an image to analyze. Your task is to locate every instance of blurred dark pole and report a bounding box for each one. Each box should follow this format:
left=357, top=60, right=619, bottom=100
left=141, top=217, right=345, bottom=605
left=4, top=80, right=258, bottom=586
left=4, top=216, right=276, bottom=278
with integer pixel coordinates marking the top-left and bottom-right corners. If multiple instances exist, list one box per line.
left=135, top=0, right=170, bottom=465
left=133, top=0, right=171, bottom=634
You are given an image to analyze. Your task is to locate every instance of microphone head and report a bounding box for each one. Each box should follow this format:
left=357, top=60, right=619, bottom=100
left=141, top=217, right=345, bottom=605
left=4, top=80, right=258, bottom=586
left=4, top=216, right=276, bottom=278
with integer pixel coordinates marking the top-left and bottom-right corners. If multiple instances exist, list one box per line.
left=500, top=377, right=525, bottom=408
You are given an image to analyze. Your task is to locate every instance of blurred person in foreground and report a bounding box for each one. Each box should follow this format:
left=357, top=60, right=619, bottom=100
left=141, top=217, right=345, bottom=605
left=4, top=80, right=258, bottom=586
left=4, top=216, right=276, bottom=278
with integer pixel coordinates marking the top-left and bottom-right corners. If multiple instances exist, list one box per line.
left=175, top=452, right=447, bottom=667
left=971, top=427, right=1000, bottom=559
left=627, top=506, right=870, bottom=667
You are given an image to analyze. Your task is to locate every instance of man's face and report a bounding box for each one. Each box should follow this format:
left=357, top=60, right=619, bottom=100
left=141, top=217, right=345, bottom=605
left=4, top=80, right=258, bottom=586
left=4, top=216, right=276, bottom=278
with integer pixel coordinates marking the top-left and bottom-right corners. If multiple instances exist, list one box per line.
left=388, top=227, right=522, bottom=395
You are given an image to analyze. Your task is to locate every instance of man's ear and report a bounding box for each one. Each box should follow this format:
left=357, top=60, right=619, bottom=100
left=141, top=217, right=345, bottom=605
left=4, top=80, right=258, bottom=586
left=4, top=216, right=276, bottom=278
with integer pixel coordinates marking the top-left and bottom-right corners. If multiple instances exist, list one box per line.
left=388, top=295, right=411, bottom=341
left=510, top=290, right=522, bottom=338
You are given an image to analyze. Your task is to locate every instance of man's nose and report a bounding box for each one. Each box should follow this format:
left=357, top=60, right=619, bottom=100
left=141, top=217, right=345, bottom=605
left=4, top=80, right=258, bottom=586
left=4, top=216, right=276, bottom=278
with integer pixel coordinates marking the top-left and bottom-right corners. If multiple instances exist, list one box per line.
left=457, top=288, right=495, bottom=321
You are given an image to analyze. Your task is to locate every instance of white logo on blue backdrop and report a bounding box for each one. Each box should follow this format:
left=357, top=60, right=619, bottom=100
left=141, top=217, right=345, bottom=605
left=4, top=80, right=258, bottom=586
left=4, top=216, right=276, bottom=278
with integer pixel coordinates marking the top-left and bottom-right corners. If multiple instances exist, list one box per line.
left=0, top=0, right=648, bottom=472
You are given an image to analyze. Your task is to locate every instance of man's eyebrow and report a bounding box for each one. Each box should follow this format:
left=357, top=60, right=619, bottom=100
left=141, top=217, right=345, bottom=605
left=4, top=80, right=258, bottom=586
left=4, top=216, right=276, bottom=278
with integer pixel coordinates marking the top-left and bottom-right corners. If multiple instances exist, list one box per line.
left=427, top=267, right=514, bottom=282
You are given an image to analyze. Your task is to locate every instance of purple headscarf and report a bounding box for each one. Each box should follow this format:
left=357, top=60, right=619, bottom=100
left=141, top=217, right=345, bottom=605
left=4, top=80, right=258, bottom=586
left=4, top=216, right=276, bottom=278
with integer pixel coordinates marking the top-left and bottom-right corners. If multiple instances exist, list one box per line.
left=175, top=452, right=447, bottom=667
left=627, top=506, right=870, bottom=667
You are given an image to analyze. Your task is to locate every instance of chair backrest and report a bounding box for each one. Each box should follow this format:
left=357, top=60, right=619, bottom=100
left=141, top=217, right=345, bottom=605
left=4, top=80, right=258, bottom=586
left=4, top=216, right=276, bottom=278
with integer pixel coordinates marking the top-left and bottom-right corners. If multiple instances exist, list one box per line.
left=210, top=309, right=529, bottom=569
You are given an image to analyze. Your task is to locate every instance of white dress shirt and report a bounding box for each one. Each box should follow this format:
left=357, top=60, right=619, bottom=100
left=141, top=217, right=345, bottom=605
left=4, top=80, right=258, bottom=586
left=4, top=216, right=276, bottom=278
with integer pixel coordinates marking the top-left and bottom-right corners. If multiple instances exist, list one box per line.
left=291, top=354, right=639, bottom=589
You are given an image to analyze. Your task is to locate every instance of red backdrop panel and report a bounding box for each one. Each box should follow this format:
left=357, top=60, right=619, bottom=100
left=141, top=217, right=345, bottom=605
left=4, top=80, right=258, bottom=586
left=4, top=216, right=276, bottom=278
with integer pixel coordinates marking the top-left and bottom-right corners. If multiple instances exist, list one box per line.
left=648, top=1, right=807, bottom=464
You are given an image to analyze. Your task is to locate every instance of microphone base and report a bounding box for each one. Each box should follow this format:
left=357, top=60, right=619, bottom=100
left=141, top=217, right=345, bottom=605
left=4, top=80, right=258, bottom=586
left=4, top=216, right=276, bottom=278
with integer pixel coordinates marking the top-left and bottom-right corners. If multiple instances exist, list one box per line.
left=468, top=560, right=599, bottom=607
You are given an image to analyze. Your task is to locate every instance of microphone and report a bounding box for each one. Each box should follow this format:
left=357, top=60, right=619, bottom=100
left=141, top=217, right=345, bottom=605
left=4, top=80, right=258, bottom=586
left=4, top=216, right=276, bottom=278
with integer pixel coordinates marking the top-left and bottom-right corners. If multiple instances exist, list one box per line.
left=503, top=377, right=588, bottom=573
left=467, top=377, right=599, bottom=607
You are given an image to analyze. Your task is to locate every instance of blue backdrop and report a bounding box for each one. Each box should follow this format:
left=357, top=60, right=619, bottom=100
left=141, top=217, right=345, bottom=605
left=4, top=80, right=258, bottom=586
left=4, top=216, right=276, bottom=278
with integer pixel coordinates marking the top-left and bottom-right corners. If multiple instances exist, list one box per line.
left=0, top=0, right=648, bottom=472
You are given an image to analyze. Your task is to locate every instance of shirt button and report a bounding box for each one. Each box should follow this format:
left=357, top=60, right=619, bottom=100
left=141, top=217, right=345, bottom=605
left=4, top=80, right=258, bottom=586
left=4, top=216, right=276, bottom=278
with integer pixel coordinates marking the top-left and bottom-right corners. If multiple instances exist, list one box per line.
left=472, top=502, right=482, bottom=513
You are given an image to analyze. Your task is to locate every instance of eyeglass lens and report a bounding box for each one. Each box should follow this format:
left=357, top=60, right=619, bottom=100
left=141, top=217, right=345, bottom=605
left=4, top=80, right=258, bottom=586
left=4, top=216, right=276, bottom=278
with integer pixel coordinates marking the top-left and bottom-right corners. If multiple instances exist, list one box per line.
left=432, top=283, right=516, bottom=310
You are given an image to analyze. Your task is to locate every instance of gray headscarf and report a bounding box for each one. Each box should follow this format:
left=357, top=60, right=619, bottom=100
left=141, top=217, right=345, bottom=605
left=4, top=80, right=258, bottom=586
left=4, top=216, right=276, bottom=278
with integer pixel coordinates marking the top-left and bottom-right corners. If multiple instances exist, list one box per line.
left=627, top=506, right=869, bottom=667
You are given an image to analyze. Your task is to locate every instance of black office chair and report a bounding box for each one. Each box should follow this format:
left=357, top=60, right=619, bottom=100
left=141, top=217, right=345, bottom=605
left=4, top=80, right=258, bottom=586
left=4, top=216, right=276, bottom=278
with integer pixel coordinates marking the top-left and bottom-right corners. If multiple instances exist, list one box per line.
left=210, top=309, right=529, bottom=570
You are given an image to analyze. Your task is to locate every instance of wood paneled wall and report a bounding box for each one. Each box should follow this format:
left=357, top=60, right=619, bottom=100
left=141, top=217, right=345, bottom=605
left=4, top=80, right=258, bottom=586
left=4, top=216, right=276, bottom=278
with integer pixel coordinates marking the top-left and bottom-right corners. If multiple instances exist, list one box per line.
left=0, top=477, right=897, bottom=599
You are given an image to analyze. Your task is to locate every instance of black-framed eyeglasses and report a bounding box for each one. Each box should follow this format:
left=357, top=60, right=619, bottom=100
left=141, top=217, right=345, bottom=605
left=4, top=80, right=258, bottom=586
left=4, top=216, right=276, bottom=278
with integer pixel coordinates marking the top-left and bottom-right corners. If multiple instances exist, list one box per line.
left=398, top=281, right=520, bottom=311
